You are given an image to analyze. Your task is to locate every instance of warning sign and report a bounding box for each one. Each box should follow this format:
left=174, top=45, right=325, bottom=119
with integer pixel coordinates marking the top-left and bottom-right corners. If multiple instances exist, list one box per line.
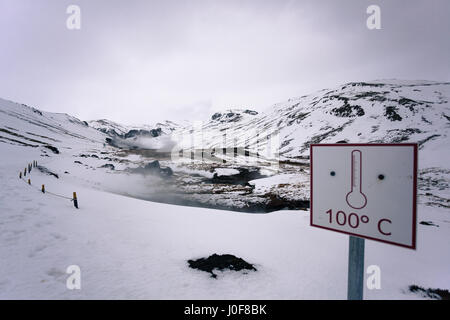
left=310, top=143, right=417, bottom=249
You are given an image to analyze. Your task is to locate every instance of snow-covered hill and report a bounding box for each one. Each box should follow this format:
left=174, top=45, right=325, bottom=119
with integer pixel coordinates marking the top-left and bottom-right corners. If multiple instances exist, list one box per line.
left=270, top=80, right=450, bottom=159
left=1, top=140, right=447, bottom=299
left=83, top=80, right=450, bottom=167
left=0, top=80, right=449, bottom=299
left=168, top=80, right=450, bottom=167
left=0, top=98, right=108, bottom=156
left=88, top=118, right=180, bottom=138
left=88, top=119, right=182, bottom=150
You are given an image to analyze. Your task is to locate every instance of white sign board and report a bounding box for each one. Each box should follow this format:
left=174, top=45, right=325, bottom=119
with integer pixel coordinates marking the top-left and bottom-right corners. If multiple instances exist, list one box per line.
left=310, top=143, right=417, bottom=249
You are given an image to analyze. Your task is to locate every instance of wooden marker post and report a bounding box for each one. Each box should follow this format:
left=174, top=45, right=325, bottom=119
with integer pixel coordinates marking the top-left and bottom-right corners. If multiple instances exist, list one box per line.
left=19, top=172, right=22, bottom=179
left=24, top=168, right=27, bottom=176
left=28, top=179, right=31, bottom=185
left=41, top=184, right=45, bottom=193
left=73, top=192, right=78, bottom=209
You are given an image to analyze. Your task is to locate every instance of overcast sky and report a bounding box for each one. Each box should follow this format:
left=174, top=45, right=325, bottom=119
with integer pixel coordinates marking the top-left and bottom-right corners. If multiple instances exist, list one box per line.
left=0, top=0, right=449, bottom=125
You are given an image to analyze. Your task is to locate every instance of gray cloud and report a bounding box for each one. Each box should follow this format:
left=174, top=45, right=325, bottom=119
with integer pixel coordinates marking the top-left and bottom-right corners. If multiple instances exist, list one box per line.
left=0, top=0, right=449, bottom=124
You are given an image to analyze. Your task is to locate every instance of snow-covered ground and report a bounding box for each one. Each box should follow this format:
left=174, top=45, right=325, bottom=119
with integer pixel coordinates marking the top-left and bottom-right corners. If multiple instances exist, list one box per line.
left=1, top=141, right=449, bottom=299
left=1, top=81, right=449, bottom=299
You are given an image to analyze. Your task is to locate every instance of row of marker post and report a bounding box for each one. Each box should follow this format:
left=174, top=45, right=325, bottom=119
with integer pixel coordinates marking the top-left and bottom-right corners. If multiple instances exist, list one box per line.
left=19, top=160, right=78, bottom=209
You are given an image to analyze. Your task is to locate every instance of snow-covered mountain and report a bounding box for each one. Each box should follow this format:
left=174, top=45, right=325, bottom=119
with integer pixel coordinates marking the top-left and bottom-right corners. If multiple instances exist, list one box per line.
left=269, top=80, right=450, bottom=158
left=2, top=79, right=449, bottom=167
left=0, top=98, right=107, bottom=156
left=1, top=81, right=449, bottom=299
left=87, top=118, right=182, bottom=149
left=170, top=80, right=450, bottom=165
left=88, top=119, right=180, bottom=138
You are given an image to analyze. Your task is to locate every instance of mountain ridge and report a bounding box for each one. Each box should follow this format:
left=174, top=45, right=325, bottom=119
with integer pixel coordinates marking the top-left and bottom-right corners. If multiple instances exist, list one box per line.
left=1, top=79, right=449, bottom=165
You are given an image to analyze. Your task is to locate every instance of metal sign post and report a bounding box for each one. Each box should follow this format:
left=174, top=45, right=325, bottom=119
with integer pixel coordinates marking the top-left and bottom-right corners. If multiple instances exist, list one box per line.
left=347, top=236, right=365, bottom=300
left=310, top=143, right=418, bottom=300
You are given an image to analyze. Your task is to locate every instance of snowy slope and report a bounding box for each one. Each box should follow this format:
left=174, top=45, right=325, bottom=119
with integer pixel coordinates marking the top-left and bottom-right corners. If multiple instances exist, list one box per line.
left=88, top=119, right=182, bottom=150
left=0, top=98, right=108, bottom=157
left=88, top=119, right=180, bottom=138
left=0, top=141, right=449, bottom=299
left=1, top=82, right=449, bottom=299
left=270, top=80, right=450, bottom=159
left=165, top=81, right=450, bottom=167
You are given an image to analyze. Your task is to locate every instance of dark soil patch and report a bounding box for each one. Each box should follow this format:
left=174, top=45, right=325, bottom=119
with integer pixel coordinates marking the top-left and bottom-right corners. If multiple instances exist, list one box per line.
left=409, top=285, right=450, bottom=300
left=262, top=194, right=309, bottom=211
left=188, top=254, right=257, bottom=279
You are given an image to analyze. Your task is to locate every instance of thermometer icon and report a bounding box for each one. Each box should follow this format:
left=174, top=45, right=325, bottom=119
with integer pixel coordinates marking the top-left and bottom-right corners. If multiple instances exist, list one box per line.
left=346, top=150, right=367, bottom=209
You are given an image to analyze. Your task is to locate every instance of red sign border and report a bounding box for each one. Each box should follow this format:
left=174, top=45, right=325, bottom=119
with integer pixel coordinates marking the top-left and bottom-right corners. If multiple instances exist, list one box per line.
left=310, top=143, right=418, bottom=250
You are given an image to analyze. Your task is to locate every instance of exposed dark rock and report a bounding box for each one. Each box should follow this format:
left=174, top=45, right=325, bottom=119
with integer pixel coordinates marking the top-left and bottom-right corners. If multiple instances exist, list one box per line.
left=123, top=128, right=162, bottom=139
left=398, top=97, right=420, bottom=112
left=188, top=254, right=257, bottom=278
left=286, top=112, right=310, bottom=126
left=36, top=165, right=59, bottom=179
left=43, top=145, right=59, bottom=154
left=349, top=82, right=384, bottom=88
left=211, top=111, right=249, bottom=123
left=130, top=160, right=173, bottom=178
left=419, top=221, right=439, bottom=227
left=145, top=160, right=161, bottom=170
left=263, top=194, right=309, bottom=211
left=160, top=166, right=173, bottom=177
left=443, top=113, right=450, bottom=122
left=281, top=138, right=293, bottom=148
left=74, top=161, right=82, bottom=164
left=386, top=128, right=421, bottom=142
left=105, top=137, right=120, bottom=148
left=331, top=103, right=365, bottom=117
left=99, top=163, right=115, bottom=170
left=418, top=134, right=441, bottom=149
left=210, top=168, right=265, bottom=186
left=211, top=112, right=222, bottom=120
left=31, top=107, right=43, bottom=116
left=300, top=120, right=353, bottom=153
left=79, top=153, right=100, bottom=159
left=384, top=106, right=402, bottom=121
